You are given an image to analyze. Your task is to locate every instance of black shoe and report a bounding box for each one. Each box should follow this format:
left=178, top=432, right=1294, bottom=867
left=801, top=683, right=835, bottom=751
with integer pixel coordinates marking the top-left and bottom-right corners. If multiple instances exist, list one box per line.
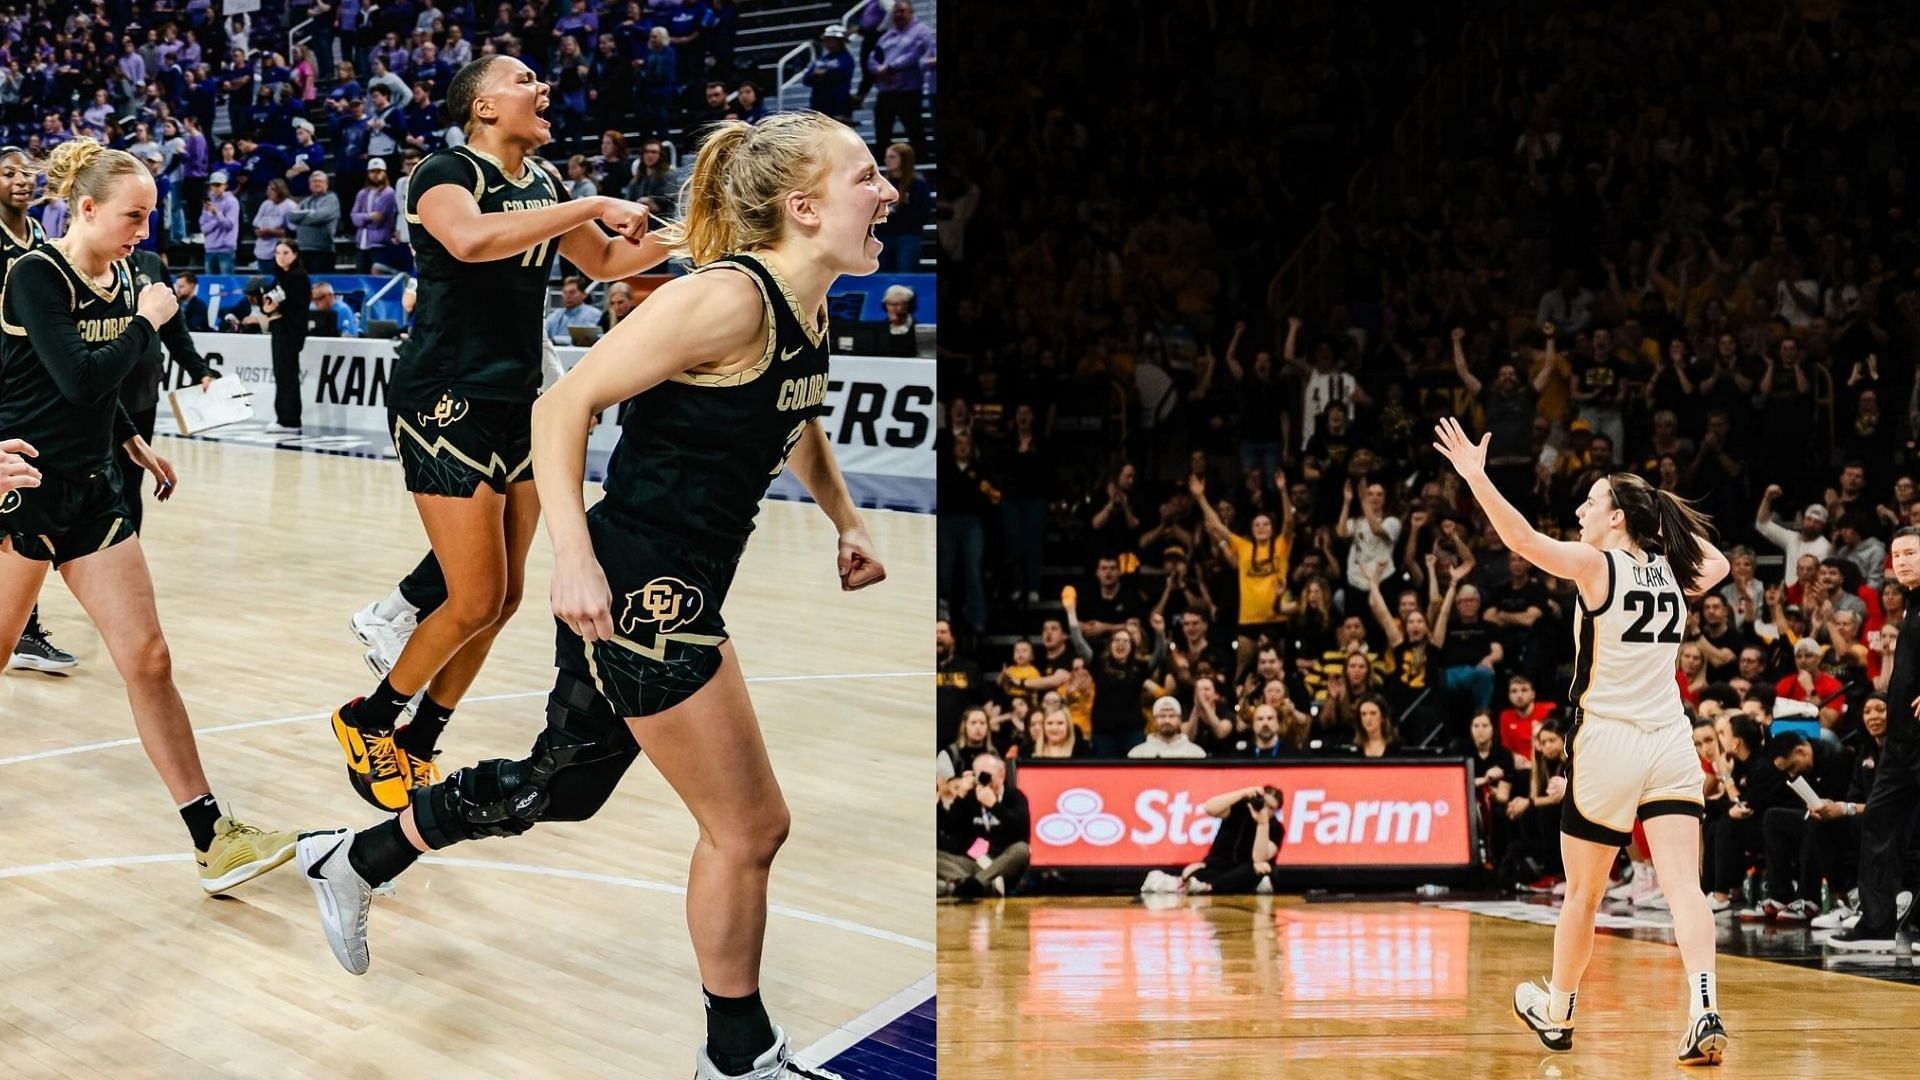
left=1827, top=923, right=1898, bottom=952
left=11, top=625, right=77, bottom=671
left=1677, top=1012, right=1727, bottom=1066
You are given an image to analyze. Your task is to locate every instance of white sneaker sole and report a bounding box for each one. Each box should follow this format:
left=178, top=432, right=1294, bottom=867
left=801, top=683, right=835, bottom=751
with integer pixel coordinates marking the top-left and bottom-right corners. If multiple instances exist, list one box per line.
left=10, top=652, right=77, bottom=671
left=199, top=835, right=297, bottom=894
left=1825, top=934, right=1897, bottom=952
left=297, top=829, right=370, bottom=975
left=1683, top=1031, right=1727, bottom=1066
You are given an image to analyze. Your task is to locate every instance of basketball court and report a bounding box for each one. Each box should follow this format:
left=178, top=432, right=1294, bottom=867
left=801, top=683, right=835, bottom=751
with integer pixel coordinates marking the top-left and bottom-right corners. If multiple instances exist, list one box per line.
left=938, top=895, right=1920, bottom=1078
left=0, top=433, right=934, bottom=1079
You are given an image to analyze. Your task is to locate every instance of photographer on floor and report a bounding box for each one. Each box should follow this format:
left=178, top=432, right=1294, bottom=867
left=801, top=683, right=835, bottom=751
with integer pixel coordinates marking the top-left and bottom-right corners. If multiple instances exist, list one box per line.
left=937, top=752, right=1031, bottom=899
left=1178, top=784, right=1285, bottom=895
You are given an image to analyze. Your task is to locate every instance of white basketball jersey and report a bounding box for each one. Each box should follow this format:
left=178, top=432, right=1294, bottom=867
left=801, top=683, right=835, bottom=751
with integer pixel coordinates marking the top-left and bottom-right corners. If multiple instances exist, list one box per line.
left=1569, top=548, right=1687, bottom=729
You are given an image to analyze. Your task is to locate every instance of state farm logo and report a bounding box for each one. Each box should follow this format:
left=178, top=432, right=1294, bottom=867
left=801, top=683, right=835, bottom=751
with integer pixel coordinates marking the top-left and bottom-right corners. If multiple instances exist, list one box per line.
left=1034, top=785, right=1450, bottom=849
left=1035, top=788, right=1127, bottom=847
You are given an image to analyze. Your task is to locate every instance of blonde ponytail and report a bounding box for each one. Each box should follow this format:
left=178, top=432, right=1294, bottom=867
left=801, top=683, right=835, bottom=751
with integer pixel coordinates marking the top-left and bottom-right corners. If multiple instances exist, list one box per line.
left=655, top=112, right=846, bottom=266
left=38, top=137, right=141, bottom=208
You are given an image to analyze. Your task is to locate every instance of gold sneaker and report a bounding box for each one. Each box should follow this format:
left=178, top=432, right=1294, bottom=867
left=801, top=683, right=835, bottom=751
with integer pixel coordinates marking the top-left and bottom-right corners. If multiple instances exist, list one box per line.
left=406, top=750, right=441, bottom=792
left=335, top=697, right=414, bottom=812
left=197, top=817, right=298, bottom=894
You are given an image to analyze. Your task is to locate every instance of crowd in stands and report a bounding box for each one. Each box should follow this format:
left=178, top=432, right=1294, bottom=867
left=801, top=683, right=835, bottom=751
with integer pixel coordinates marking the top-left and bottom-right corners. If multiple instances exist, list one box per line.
left=1, top=0, right=937, bottom=335
left=938, top=0, right=1919, bottom=897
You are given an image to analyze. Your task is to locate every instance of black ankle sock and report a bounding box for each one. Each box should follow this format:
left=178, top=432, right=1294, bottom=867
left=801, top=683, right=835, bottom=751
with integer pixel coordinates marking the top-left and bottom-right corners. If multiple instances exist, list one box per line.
left=704, top=987, right=775, bottom=1074
left=180, top=793, right=221, bottom=851
left=395, top=695, right=453, bottom=758
left=347, top=818, right=422, bottom=886
left=22, top=605, right=41, bottom=638
left=351, top=677, right=414, bottom=734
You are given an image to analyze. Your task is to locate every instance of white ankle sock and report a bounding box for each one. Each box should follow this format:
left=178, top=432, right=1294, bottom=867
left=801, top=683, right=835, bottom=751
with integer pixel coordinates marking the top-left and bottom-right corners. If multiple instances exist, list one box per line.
left=372, top=588, right=417, bottom=622
left=1689, top=971, right=1716, bottom=1019
left=1549, top=982, right=1576, bottom=1025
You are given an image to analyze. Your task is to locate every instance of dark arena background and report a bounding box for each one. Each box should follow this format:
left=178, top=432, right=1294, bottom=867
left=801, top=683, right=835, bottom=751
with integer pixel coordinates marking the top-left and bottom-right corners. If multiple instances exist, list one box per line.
left=936, top=0, right=1920, bottom=1075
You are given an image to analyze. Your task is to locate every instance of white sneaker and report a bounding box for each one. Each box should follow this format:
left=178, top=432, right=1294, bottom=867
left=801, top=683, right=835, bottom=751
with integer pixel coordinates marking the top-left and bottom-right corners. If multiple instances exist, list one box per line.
left=1512, top=979, right=1572, bottom=1052
left=1707, top=894, right=1731, bottom=914
left=1606, top=864, right=1640, bottom=902
left=1636, top=891, right=1671, bottom=911
left=1140, top=870, right=1178, bottom=893
left=263, top=423, right=302, bottom=435
left=1551, top=880, right=1569, bottom=897
left=1255, top=875, right=1274, bottom=895
left=1811, top=903, right=1856, bottom=930
left=349, top=602, right=416, bottom=676
left=297, top=828, right=373, bottom=975
left=1901, top=890, right=1914, bottom=923
left=693, top=1026, right=846, bottom=1079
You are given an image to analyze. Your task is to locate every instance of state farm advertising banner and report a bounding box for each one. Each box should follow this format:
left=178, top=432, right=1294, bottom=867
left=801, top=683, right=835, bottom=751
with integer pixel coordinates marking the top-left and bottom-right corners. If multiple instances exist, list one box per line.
left=1019, top=762, right=1475, bottom=870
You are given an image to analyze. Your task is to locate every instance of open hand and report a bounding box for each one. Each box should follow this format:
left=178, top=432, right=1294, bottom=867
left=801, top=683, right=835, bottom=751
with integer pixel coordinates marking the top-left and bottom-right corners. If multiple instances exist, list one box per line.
left=1431, top=417, right=1490, bottom=479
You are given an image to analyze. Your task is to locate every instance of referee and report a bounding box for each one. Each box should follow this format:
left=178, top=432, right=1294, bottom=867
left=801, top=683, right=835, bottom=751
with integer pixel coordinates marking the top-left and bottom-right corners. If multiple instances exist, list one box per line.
left=1830, top=526, right=1920, bottom=951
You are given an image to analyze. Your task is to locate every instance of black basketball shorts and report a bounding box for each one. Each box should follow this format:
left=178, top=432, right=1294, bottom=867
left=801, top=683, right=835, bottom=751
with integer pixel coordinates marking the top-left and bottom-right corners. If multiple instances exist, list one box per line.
left=0, top=466, right=136, bottom=566
left=553, top=502, right=743, bottom=718
left=389, top=392, right=533, bottom=497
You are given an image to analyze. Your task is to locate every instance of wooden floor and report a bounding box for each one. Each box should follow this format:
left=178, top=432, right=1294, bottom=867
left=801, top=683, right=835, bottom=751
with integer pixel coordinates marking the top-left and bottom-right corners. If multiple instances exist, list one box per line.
left=0, top=437, right=933, bottom=1079
left=938, top=897, right=1920, bottom=1079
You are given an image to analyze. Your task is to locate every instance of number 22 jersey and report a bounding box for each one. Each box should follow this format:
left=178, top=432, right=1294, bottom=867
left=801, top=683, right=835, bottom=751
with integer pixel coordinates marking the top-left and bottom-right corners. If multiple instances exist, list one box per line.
left=1568, top=547, right=1688, bottom=728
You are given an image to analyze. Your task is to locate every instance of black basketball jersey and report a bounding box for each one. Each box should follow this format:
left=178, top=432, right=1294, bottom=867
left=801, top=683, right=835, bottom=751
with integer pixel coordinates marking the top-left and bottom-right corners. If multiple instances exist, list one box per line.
left=391, top=146, right=565, bottom=409
left=602, top=253, right=831, bottom=550
left=0, top=213, right=46, bottom=284
left=0, top=247, right=147, bottom=474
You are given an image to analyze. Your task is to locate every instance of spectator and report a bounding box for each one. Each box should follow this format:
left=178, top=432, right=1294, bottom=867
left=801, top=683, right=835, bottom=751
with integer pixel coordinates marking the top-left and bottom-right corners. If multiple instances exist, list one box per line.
left=733, top=80, right=767, bottom=125
left=1066, top=599, right=1163, bottom=758
left=351, top=157, right=397, bottom=271
left=251, top=177, right=294, bottom=270
left=199, top=169, right=239, bottom=274
left=936, top=707, right=992, bottom=782
left=635, top=28, right=678, bottom=137
left=1350, top=695, right=1401, bottom=758
left=1703, top=724, right=1808, bottom=913
left=1128, top=696, right=1206, bottom=759
left=1026, top=707, right=1088, bottom=759
left=543, top=275, right=603, bottom=343
left=626, top=138, right=676, bottom=217
left=173, top=271, right=210, bottom=332
left=1497, top=674, right=1556, bottom=762
left=1777, top=637, right=1845, bottom=729
left=388, top=149, right=421, bottom=272
left=935, top=618, right=982, bottom=745
left=868, top=0, right=933, bottom=156
left=1504, top=717, right=1569, bottom=889
left=599, top=282, right=635, bottom=332
left=875, top=141, right=927, bottom=272
left=308, top=281, right=360, bottom=338
left=804, top=25, right=856, bottom=122
left=1192, top=473, right=1290, bottom=679
left=1755, top=486, right=1833, bottom=571
left=565, top=154, right=597, bottom=200
left=285, top=171, right=341, bottom=272
left=936, top=752, right=1030, bottom=899
left=263, top=240, right=311, bottom=433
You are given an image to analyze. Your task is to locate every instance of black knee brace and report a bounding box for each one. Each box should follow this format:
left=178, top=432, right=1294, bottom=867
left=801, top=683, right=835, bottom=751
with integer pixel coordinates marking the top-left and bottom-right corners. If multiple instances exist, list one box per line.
left=412, top=673, right=639, bottom=849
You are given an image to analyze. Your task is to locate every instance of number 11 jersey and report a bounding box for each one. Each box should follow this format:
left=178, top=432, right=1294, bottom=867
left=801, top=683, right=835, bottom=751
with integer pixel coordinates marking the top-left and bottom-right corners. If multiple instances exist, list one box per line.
left=391, top=145, right=565, bottom=410
left=1568, top=547, right=1688, bottom=729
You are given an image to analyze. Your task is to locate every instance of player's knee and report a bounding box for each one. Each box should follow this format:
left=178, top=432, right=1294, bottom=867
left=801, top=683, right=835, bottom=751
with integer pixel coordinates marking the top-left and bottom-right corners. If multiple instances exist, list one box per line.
left=493, top=583, right=524, bottom=628
left=443, top=582, right=507, bottom=636
left=119, top=633, right=173, bottom=687
left=710, top=800, right=790, bottom=867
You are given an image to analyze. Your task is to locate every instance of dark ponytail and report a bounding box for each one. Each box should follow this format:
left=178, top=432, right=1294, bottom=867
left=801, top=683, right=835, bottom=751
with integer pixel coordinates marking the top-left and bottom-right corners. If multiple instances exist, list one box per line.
left=1607, top=472, right=1715, bottom=591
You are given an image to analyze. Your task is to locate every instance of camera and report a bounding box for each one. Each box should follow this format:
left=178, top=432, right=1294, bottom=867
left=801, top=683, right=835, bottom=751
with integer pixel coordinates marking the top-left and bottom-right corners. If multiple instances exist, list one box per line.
left=974, top=770, right=994, bottom=788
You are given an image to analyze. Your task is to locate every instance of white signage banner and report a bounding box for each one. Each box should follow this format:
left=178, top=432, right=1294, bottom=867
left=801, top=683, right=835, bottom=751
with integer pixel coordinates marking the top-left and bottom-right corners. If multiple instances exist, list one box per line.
left=159, top=334, right=934, bottom=479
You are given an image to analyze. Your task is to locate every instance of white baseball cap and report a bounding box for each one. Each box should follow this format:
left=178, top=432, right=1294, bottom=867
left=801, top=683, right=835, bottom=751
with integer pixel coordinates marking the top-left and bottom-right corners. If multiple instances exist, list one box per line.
left=209, top=170, right=229, bottom=184
left=366, top=157, right=388, bottom=172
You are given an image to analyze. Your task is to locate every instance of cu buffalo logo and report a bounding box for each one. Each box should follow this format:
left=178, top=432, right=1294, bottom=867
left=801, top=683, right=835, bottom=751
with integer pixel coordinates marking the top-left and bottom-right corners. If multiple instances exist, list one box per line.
left=619, top=576, right=704, bottom=636
left=419, top=392, right=470, bottom=429
left=0, top=489, right=18, bottom=514
left=1035, top=788, right=1127, bottom=847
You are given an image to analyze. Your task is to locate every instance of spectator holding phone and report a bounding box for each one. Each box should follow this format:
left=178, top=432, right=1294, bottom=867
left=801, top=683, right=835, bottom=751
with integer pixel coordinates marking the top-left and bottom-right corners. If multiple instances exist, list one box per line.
left=1178, top=785, right=1284, bottom=895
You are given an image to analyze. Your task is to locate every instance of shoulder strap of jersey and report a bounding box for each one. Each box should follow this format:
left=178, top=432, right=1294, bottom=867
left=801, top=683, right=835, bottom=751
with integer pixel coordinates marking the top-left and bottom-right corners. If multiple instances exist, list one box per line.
left=1587, top=547, right=1618, bottom=617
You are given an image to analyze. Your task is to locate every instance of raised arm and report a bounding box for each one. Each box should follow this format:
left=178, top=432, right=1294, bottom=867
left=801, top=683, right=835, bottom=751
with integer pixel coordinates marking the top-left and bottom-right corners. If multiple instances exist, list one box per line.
left=1431, top=417, right=1610, bottom=604
left=1449, top=326, right=1481, bottom=396
left=1189, top=474, right=1235, bottom=548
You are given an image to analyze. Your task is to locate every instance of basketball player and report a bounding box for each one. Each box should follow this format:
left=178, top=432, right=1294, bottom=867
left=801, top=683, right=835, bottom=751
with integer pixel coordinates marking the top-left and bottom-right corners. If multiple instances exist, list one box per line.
left=327, top=55, right=663, bottom=813
left=0, top=138, right=298, bottom=891
left=1431, top=417, right=1732, bottom=1065
left=298, top=112, right=893, bottom=1080
left=0, top=144, right=75, bottom=672
left=349, top=332, right=573, bottom=679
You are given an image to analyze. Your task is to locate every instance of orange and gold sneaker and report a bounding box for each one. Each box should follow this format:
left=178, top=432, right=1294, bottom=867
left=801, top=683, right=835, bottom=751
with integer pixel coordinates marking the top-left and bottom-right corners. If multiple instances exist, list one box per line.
left=332, top=698, right=414, bottom=812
